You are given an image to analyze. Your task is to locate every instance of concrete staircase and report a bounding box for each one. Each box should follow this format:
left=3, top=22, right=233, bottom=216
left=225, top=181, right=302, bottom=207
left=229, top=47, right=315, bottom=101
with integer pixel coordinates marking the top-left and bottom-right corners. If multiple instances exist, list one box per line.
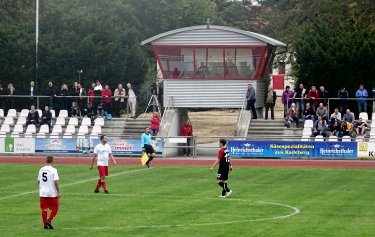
left=247, top=118, right=303, bottom=141
left=122, top=117, right=150, bottom=137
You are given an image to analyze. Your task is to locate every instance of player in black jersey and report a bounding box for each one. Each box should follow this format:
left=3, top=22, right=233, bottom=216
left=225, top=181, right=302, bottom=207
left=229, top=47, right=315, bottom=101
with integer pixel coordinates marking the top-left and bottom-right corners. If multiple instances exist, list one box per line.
left=210, top=139, right=233, bottom=198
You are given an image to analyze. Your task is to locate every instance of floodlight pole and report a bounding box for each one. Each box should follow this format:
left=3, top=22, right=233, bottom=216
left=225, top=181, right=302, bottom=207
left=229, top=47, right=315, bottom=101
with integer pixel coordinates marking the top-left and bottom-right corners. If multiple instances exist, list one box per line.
left=36, top=0, right=39, bottom=108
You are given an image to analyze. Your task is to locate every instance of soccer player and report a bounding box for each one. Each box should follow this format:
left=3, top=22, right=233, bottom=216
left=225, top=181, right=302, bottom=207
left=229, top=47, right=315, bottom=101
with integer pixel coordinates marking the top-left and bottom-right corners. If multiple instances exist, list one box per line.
left=90, top=135, right=117, bottom=193
left=141, top=126, right=155, bottom=168
left=210, top=139, right=233, bottom=198
left=38, top=155, right=60, bottom=229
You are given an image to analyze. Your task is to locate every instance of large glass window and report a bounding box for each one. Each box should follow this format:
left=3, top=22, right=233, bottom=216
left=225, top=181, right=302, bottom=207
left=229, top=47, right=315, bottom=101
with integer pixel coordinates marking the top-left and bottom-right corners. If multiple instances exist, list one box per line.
left=156, top=47, right=194, bottom=79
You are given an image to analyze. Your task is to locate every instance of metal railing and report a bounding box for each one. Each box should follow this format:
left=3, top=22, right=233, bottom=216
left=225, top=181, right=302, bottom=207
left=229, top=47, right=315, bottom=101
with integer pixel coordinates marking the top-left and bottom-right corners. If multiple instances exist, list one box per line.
left=235, top=96, right=247, bottom=136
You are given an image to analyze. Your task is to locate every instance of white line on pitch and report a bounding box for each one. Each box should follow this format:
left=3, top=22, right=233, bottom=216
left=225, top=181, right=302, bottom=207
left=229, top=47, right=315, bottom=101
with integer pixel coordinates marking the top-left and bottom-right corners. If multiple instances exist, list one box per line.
left=0, top=167, right=151, bottom=201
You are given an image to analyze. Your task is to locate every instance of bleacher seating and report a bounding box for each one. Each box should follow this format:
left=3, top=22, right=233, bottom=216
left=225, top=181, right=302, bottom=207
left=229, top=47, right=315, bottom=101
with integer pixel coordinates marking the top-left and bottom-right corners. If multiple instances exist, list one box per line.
left=37, top=133, right=46, bottom=138
left=315, top=135, right=324, bottom=141
left=3, top=117, right=14, bottom=125
left=68, top=117, right=79, bottom=126
left=0, top=124, right=10, bottom=134
left=94, top=117, right=104, bottom=126
left=328, top=136, right=337, bottom=142
left=342, top=136, right=351, bottom=142
left=81, top=117, right=91, bottom=126
left=39, top=124, right=50, bottom=134
left=16, top=117, right=27, bottom=125
left=58, top=110, right=68, bottom=118
left=55, top=117, right=66, bottom=126
left=302, top=127, right=312, bottom=136
left=50, top=109, right=56, bottom=118
left=78, top=125, right=89, bottom=135
left=91, top=125, right=102, bottom=135
left=11, top=132, right=20, bottom=138
left=51, top=125, right=62, bottom=134
left=359, top=112, right=368, bottom=121
left=25, top=124, right=36, bottom=134
left=65, top=125, right=76, bottom=134
left=20, top=109, right=29, bottom=117
left=50, top=133, right=59, bottom=138
left=13, top=124, right=24, bottom=134
left=301, top=135, right=310, bottom=141
left=304, top=120, right=314, bottom=128
left=0, top=109, right=4, bottom=117
left=36, top=109, right=42, bottom=118
left=63, top=134, right=72, bottom=138
left=6, top=109, right=17, bottom=118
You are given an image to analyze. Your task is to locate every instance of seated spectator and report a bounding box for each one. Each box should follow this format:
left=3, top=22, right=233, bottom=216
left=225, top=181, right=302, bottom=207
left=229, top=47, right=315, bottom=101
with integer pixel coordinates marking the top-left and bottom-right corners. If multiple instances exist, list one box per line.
left=71, top=102, right=81, bottom=117
left=303, top=103, right=316, bottom=123
left=82, top=103, right=94, bottom=118
left=97, top=102, right=104, bottom=117
left=329, top=119, right=341, bottom=137
left=284, top=103, right=299, bottom=128
left=330, top=108, right=342, bottom=121
left=339, top=120, right=352, bottom=138
left=150, top=112, right=160, bottom=137
left=313, top=115, right=328, bottom=137
left=342, top=109, right=355, bottom=124
left=172, top=67, right=181, bottom=79
left=316, top=103, right=328, bottom=123
left=40, top=105, right=52, bottom=132
left=353, top=117, right=368, bottom=135
left=26, top=105, right=40, bottom=126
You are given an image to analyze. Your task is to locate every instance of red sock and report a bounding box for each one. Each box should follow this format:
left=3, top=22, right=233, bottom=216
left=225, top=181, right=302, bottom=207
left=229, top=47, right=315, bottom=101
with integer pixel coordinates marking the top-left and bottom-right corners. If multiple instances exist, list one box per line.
left=95, top=179, right=101, bottom=190
left=101, top=181, right=107, bottom=191
left=48, top=208, right=58, bottom=222
left=42, top=210, right=48, bottom=226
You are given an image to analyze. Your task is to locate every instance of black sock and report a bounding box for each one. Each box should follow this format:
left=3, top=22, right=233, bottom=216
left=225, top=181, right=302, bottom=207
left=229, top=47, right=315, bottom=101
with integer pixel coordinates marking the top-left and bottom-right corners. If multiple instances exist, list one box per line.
left=223, top=183, right=230, bottom=192
left=146, top=156, right=153, bottom=164
left=218, top=182, right=226, bottom=196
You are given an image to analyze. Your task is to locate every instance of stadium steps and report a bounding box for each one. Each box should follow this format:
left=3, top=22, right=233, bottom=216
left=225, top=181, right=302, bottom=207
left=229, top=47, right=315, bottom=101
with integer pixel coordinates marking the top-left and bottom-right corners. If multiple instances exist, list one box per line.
left=247, top=118, right=303, bottom=140
left=123, top=117, right=150, bottom=137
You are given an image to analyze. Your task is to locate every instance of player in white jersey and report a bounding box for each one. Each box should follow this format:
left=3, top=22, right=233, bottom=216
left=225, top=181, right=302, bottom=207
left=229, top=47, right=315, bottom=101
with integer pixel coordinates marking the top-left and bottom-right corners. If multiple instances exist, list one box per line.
left=90, top=135, right=117, bottom=193
left=38, top=155, right=60, bottom=229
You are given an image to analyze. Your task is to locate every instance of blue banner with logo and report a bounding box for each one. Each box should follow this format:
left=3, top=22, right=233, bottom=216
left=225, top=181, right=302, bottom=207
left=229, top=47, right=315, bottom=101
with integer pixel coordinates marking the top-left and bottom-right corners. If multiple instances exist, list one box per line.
left=228, top=140, right=357, bottom=159
left=92, top=138, right=163, bottom=155
left=35, top=138, right=79, bottom=153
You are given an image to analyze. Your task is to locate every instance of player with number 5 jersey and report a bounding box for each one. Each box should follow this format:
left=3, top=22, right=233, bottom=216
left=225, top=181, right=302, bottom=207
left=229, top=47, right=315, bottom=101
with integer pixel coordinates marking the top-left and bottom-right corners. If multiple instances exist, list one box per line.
left=38, top=155, right=60, bottom=229
left=210, top=139, right=233, bottom=198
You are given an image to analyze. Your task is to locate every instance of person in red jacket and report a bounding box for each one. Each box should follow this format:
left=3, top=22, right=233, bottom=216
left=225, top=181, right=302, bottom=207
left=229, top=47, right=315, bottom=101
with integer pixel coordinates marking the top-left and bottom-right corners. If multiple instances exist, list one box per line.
left=306, top=85, right=320, bottom=110
left=180, top=119, right=193, bottom=156
left=87, top=83, right=95, bottom=105
left=102, top=85, right=112, bottom=116
left=150, top=112, right=160, bottom=137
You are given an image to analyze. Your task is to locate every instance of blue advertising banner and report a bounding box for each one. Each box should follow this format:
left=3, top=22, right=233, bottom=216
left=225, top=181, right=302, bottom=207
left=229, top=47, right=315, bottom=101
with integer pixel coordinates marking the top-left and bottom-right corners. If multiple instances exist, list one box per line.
left=35, top=138, right=79, bottom=153
left=228, top=140, right=357, bottom=159
left=103, top=138, right=163, bottom=155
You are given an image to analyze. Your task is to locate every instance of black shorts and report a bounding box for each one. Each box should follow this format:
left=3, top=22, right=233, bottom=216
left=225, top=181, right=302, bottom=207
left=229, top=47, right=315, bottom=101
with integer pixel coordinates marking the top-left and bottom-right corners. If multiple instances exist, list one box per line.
left=144, top=144, right=155, bottom=155
left=217, top=169, right=229, bottom=181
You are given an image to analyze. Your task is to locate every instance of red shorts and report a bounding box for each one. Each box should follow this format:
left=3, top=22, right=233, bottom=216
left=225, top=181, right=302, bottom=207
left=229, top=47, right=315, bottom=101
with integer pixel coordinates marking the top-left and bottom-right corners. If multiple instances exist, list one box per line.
left=40, top=197, right=59, bottom=211
left=97, top=166, right=108, bottom=177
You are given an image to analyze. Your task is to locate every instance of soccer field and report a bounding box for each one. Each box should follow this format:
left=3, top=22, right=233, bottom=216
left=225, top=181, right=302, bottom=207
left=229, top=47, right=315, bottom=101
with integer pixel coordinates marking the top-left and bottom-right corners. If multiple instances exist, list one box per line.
left=0, top=163, right=374, bottom=237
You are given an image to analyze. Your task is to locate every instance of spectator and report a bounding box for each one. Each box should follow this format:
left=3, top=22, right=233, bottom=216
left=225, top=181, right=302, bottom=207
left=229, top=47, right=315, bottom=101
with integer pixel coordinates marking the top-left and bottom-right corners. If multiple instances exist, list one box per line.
left=330, top=108, right=342, bottom=121
left=313, top=115, right=328, bottom=137
left=197, top=62, right=208, bottom=78
left=127, top=83, right=137, bottom=119
left=26, top=105, right=40, bottom=127
left=77, top=83, right=86, bottom=110
left=0, top=83, right=5, bottom=110
left=93, top=80, right=103, bottom=114
left=319, top=86, right=330, bottom=106
left=71, top=82, right=80, bottom=106
left=71, top=102, right=81, bottom=117
left=294, top=83, right=306, bottom=119
left=114, top=84, right=126, bottom=117
left=180, top=119, right=193, bottom=156
left=285, top=103, right=299, bottom=128
left=355, top=84, right=368, bottom=113
left=303, top=102, right=316, bottom=123
left=87, top=83, right=96, bottom=106
left=353, top=117, right=368, bottom=136
left=59, top=84, right=70, bottom=111
left=316, top=103, right=328, bottom=123
left=338, top=86, right=349, bottom=114
left=6, top=83, right=16, bottom=113
left=82, top=102, right=94, bottom=118
left=306, top=86, right=320, bottom=109
left=97, top=102, right=104, bottom=117
left=264, top=86, right=277, bottom=120
left=46, top=82, right=58, bottom=109
left=27, top=81, right=37, bottom=107
left=172, top=67, right=181, bottom=78
left=150, top=112, right=160, bottom=137
left=330, top=119, right=341, bottom=137
left=282, top=86, right=294, bottom=117
left=343, top=109, right=355, bottom=124
left=102, top=85, right=112, bottom=116
left=245, top=84, right=257, bottom=119
left=40, top=105, right=52, bottom=132
left=339, top=120, right=352, bottom=138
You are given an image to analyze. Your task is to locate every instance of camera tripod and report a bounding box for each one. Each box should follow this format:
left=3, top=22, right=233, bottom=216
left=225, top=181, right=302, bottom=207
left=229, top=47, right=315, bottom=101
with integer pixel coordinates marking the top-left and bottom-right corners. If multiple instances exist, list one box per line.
left=144, top=94, right=161, bottom=115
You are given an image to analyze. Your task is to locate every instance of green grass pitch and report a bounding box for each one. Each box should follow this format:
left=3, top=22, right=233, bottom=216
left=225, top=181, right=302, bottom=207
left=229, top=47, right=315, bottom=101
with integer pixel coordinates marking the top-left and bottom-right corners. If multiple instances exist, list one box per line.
left=0, top=163, right=374, bottom=237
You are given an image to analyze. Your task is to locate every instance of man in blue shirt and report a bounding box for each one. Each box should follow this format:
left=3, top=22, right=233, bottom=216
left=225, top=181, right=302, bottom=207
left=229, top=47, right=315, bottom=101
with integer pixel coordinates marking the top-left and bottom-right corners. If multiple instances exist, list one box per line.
left=355, top=84, right=368, bottom=113
left=141, top=127, right=155, bottom=168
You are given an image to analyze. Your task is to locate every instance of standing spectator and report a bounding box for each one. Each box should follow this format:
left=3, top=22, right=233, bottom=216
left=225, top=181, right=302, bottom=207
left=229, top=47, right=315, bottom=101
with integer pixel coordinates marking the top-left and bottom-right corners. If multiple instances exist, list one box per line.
left=93, top=80, right=103, bottom=114
left=0, top=83, right=5, bottom=110
left=150, top=112, right=160, bottom=137
left=87, top=83, right=96, bottom=106
left=343, top=109, right=355, bottom=124
left=46, top=82, right=58, bottom=109
left=181, top=119, right=193, bottom=156
left=354, top=117, right=368, bottom=136
left=319, top=86, right=330, bottom=106
left=26, top=105, right=40, bottom=126
left=306, top=86, right=320, bottom=109
left=285, top=103, right=299, bottom=128
left=355, top=84, right=368, bottom=113
left=71, top=82, right=80, bottom=106
left=102, top=85, right=112, bottom=116
left=264, top=86, right=277, bottom=120
left=245, top=84, right=257, bottom=119
left=27, top=81, right=37, bottom=107
left=330, top=108, right=342, bottom=122
left=338, top=86, right=349, bottom=114
left=90, top=135, right=117, bottom=193
left=38, top=156, right=60, bottom=229
left=282, top=86, right=294, bottom=117
left=303, top=102, right=316, bottom=123
left=6, top=83, right=16, bottom=113
left=294, top=83, right=306, bottom=118
left=60, top=84, right=70, bottom=111
left=316, top=103, right=329, bottom=123
left=313, top=115, right=328, bottom=137
left=127, top=83, right=137, bottom=119
left=40, top=105, right=52, bottom=132
left=113, top=84, right=126, bottom=117
left=330, top=119, right=341, bottom=137
left=70, top=102, right=81, bottom=117
left=77, top=83, right=86, bottom=110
